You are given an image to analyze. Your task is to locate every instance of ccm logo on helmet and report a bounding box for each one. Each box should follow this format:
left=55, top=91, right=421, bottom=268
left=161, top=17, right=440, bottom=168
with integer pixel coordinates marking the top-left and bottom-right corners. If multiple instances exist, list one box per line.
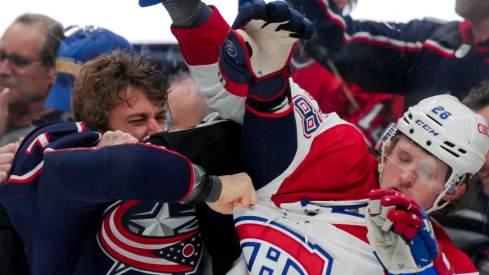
left=478, top=123, right=489, bottom=137
left=415, top=119, right=439, bottom=136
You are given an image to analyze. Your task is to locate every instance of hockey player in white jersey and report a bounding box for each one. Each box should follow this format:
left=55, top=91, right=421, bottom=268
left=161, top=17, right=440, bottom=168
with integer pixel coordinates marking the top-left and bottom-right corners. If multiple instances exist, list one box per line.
left=142, top=0, right=488, bottom=274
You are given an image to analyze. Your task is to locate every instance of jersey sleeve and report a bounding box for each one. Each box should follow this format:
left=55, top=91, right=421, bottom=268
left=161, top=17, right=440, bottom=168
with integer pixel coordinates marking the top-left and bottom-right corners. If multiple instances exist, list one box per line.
left=290, top=0, right=441, bottom=95
left=7, top=122, right=194, bottom=205
left=41, top=143, right=194, bottom=204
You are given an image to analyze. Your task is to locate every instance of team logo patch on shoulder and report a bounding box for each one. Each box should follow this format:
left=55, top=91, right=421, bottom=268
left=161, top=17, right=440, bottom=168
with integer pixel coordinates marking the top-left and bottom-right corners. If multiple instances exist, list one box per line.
left=235, top=216, right=333, bottom=274
left=226, top=40, right=238, bottom=57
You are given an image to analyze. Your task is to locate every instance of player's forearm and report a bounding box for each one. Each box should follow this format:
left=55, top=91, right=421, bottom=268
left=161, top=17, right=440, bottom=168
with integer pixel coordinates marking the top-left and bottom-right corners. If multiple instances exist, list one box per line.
left=163, top=0, right=212, bottom=29
left=290, top=0, right=422, bottom=95
left=45, top=143, right=195, bottom=203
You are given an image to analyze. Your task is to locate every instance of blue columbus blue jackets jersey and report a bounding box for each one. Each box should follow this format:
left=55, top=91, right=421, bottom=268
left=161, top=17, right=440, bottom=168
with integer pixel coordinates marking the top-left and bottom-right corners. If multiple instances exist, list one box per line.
left=0, top=122, right=204, bottom=275
left=290, top=0, right=489, bottom=110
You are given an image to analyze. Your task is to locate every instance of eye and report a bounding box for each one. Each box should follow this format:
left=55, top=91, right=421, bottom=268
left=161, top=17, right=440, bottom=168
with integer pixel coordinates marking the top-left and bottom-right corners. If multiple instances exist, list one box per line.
left=155, top=116, right=166, bottom=123
left=128, top=119, right=146, bottom=125
left=418, top=166, right=434, bottom=180
left=10, top=55, right=32, bottom=67
left=397, top=151, right=411, bottom=163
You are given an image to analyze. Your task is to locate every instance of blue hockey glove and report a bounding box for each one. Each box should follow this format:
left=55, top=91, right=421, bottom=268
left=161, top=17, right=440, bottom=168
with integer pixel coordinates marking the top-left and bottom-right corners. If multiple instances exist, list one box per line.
left=218, top=0, right=313, bottom=100
left=139, top=0, right=180, bottom=7
left=366, top=190, right=453, bottom=275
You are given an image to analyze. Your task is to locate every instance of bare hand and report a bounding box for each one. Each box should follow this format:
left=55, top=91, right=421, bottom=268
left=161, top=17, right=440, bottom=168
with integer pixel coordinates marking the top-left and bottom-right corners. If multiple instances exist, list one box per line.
left=207, top=172, right=258, bottom=214
left=96, top=130, right=138, bottom=148
left=0, top=142, right=20, bottom=183
left=0, top=88, right=10, bottom=138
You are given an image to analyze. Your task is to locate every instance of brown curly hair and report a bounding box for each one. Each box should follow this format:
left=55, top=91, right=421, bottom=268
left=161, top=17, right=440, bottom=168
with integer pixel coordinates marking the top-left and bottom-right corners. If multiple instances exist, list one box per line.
left=72, top=51, right=167, bottom=132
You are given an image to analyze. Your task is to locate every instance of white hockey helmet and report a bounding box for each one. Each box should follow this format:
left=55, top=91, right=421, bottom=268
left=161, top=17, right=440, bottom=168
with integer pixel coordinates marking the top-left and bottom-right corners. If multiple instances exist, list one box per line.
left=376, top=95, right=489, bottom=212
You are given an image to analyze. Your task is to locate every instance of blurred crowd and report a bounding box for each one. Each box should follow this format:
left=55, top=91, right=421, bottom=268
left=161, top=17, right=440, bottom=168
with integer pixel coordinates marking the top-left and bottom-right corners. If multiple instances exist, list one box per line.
left=1, top=0, right=489, bottom=274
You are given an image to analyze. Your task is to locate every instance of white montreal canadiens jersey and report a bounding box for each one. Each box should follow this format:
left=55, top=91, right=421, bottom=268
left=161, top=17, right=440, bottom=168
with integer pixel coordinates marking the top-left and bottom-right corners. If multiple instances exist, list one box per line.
left=231, top=84, right=382, bottom=274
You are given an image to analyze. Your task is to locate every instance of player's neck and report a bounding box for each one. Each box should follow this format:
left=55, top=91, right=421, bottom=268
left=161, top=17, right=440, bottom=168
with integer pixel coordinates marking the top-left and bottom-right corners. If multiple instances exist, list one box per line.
left=470, top=17, right=489, bottom=43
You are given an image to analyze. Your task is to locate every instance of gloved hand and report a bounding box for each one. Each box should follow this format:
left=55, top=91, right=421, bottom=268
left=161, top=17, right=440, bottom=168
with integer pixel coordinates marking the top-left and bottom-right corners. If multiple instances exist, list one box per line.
left=366, top=189, right=453, bottom=275
left=218, top=0, right=313, bottom=100
left=139, top=0, right=180, bottom=7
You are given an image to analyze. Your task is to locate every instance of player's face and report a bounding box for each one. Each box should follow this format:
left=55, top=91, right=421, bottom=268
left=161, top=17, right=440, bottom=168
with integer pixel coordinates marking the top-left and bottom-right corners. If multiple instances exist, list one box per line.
left=455, top=0, right=489, bottom=21
left=379, top=135, right=450, bottom=210
left=108, top=86, right=167, bottom=141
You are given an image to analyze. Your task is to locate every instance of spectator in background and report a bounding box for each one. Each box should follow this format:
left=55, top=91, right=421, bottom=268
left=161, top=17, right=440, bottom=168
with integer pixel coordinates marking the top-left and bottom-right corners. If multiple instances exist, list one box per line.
left=0, top=14, right=65, bottom=145
left=1, top=25, right=134, bottom=145
left=167, top=71, right=215, bottom=130
left=0, top=13, right=63, bottom=275
left=287, top=0, right=489, bottom=115
left=0, top=88, right=9, bottom=138
left=43, top=26, right=134, bottom=115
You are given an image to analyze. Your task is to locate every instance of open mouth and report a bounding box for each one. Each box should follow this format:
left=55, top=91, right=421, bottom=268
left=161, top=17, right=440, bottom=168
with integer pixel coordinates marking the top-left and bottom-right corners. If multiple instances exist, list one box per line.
left=389, top=187, right=402, bottom=193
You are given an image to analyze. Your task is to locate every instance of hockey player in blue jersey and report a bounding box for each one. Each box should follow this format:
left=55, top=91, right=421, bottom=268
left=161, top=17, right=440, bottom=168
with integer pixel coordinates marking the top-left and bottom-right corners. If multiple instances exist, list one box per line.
left=0, top=51, right=257, bottom=275
left=286, top=0, right=489, bottom=111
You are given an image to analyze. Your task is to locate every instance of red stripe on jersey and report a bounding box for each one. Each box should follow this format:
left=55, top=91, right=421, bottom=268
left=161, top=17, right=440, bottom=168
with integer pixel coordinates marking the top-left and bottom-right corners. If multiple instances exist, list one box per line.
left=332, top=224, right=369, bottom=244
left=76, top=122, right=87, bottom=132
left=317, top=0, right=455, bottom=57
left=26, top=133, right=51, bottom=155
left=245, top=100, right=294, bottom=118
left=8, top=162, right=43, bottom=183
left=422, top=41, right=455, bottom=58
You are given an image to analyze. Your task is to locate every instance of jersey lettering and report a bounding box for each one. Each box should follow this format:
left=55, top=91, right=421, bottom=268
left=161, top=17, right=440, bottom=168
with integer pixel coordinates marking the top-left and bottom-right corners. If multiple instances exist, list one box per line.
left=293, top=95, right=322, bottom=138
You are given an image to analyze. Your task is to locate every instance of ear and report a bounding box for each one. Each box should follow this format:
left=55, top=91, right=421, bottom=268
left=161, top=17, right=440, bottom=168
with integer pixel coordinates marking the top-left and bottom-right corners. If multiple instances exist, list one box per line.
left=442, top=182, right=467, bottom=201
left=48, top=66, right=56, bottom=84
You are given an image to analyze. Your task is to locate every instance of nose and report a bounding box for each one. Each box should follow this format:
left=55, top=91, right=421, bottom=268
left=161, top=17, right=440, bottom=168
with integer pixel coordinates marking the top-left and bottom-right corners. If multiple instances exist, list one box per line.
left=146, top=118, right=165, bottom=135
left=0, top=58, right=13, bottom=76
left=399, top=170, right=415, bottom=188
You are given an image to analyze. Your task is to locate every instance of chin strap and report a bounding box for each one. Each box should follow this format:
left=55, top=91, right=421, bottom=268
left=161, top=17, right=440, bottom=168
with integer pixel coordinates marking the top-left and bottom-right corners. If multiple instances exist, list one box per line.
left=426, top=174, right=465, bottom=214
left=426, top=187, right=450, bottom=214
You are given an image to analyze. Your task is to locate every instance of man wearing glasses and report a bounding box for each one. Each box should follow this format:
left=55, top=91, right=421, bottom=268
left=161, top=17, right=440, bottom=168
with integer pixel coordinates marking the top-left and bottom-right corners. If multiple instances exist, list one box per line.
left=0, top=14, right=65, bottom=145
left=0, top=13, right=65, bottom=275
